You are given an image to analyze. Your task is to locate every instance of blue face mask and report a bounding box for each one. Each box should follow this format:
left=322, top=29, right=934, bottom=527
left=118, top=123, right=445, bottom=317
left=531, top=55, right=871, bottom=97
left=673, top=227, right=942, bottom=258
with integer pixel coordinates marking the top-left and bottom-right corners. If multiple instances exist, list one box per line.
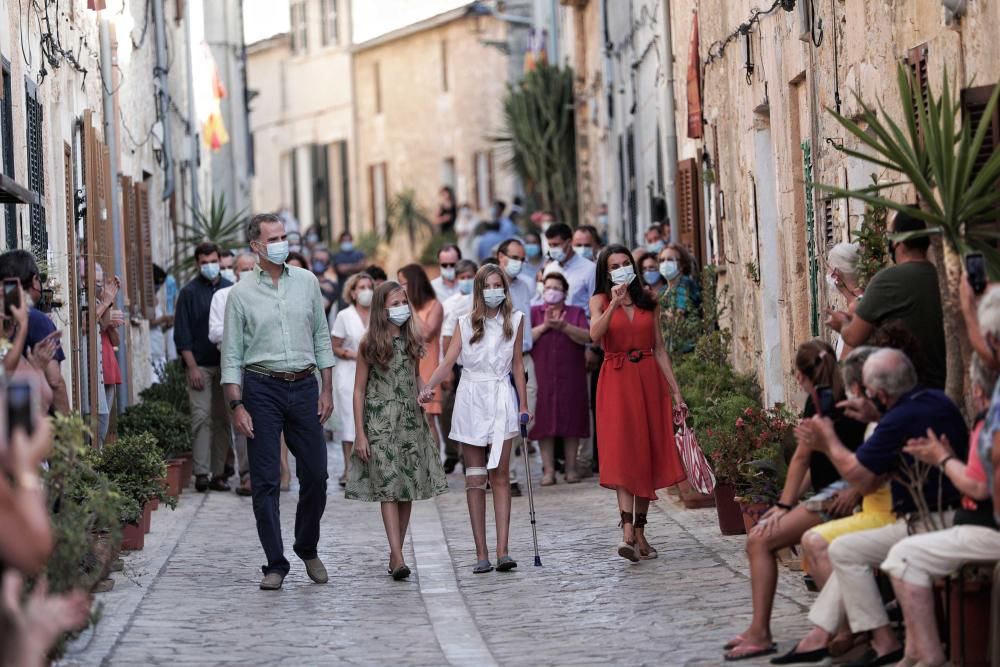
left=525, top=243, right=541, bottom=259
left=312, top=260, right=328, bottom=275
left=264, top=241, right=290, bottom=265
left=200, top=262, right=221, bottom=280
left=642, top=270, right=661, bottom=285
left=573, top=245, right=594, bottom=261
left=549, top=246, right=566, bottom=263
left=340, top=241, right=354, bottom=252
left=458, top=278, right=474, bottom=295
left=647, top=240, right=665, bottom=254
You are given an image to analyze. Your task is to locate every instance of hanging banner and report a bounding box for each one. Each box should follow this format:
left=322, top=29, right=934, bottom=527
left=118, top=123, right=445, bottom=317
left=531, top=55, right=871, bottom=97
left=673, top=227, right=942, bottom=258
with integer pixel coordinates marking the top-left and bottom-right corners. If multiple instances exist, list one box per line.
left=687, top=12, right=704, bottom=139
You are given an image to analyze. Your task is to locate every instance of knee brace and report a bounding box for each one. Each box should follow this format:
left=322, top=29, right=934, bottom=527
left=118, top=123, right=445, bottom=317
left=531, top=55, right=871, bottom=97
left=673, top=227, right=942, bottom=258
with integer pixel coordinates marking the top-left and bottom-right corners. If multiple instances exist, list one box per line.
left=465, top=467, right=488, bottom=491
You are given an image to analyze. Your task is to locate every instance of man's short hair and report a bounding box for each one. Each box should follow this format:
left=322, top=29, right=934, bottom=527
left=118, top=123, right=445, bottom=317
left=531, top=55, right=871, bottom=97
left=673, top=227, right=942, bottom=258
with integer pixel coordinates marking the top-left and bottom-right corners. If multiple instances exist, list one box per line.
left=892, top=211, right=930, bottom=253
left=193, top=242, right=221, bottom=262
left=575, top=225, right=599, bottom=245
left=978, top=285, right=1000, bottom=339
left=544, top=222, right=572, bottom=242
left=0, top=250, right=39, bottom=290
left=220, top=248, right=235, bottom=259
left=842, top=346, right=878, bottom=389
left=247, top=212, right=282, bottom=243
left=365, top=265, right=387, bottom=282
left=456, top=259, right=478, bottom=275
left=437, top=244, right=462, bottom=261
left=497, top=238, right=524, bottom=257
left=863, top=348, right=919, bottom=399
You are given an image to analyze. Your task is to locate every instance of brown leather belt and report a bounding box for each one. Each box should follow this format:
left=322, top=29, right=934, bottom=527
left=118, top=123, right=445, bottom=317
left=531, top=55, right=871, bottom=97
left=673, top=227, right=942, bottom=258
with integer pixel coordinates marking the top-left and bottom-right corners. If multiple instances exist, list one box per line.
left=245, top=364, right=316, bottom=382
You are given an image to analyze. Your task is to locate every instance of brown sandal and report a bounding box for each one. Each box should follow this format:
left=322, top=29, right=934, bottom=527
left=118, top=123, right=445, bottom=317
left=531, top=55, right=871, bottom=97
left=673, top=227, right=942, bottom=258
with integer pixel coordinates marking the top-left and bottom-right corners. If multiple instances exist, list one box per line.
left=634, top=513, right=658, bottom=560
left=617, top=511, right=639, bottom=562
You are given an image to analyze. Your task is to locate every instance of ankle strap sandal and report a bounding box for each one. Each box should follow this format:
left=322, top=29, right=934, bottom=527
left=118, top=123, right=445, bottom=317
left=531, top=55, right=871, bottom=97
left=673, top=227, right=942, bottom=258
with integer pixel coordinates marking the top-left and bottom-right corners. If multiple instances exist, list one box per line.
left=634, top=513, right=648, bottom=529
left=619, top=510, right=634, bottom=527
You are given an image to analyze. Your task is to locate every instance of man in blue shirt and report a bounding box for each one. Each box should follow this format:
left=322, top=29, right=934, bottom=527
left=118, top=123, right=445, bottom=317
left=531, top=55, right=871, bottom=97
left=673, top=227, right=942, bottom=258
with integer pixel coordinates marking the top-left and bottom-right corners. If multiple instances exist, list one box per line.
left=174, top=242, right=234, bottom=492
left=779, top=349, right=967, bottom=665
left=0, top=250, right=69, bottom=413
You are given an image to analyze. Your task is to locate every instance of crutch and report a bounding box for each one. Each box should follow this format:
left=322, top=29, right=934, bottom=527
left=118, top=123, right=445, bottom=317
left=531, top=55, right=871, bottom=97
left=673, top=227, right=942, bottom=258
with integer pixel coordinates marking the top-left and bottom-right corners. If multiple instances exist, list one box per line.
left=519, top=413, right=542, bottom=566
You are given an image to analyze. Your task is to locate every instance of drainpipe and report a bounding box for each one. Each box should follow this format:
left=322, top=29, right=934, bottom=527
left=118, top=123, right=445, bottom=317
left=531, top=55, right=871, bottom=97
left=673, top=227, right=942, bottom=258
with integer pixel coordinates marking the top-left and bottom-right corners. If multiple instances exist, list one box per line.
left=659, top=0, right=679, bottom=243
left=184, top=0, right=200, bottom=214
left=99, top=19, right=130, bottom=411
left=152, top=0, right=174, bottom=201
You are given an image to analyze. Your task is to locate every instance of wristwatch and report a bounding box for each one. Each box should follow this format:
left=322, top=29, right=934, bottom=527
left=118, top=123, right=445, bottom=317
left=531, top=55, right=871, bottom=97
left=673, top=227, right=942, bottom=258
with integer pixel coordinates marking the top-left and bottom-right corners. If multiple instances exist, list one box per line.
left=229, top=399, right=244, bottom=411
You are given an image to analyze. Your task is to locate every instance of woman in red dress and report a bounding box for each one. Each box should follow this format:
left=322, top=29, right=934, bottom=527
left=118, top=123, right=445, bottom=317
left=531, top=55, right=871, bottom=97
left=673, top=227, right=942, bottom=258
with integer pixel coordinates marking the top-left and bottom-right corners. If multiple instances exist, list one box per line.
left=589, top=244, right=687, bottom=563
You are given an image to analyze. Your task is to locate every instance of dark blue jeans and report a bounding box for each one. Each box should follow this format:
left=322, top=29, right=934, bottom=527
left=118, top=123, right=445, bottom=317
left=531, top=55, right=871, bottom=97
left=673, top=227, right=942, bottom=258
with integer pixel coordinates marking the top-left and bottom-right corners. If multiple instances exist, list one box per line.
left=242, top=372, right=328, bottom=575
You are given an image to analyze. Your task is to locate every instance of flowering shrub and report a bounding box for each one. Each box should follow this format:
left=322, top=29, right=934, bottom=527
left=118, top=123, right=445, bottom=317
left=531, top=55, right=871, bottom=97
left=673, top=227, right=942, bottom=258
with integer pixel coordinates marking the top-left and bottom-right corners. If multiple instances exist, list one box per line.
left=710, top=406, right=795, bottom=497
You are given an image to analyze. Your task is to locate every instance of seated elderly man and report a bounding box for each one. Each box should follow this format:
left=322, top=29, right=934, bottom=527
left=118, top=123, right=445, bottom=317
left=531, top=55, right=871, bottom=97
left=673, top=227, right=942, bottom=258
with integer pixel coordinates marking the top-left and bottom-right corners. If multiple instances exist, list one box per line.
left=879, top=289, right=1000, bottom=667
left=773, top=349, right=967, bottom=667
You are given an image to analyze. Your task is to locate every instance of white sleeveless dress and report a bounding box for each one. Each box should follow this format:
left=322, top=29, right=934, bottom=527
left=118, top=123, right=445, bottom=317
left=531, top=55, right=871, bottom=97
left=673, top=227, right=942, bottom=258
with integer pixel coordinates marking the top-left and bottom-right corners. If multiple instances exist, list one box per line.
left=449, top=311, right=522, bottom=469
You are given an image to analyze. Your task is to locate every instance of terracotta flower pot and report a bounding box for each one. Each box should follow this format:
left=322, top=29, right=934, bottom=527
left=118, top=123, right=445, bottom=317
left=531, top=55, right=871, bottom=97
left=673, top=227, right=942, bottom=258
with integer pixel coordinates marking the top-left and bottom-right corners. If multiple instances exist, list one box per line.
left=178, top=452, right=194, bottom=487
left=121, top=522, right=144, bottom=551
left=681, top=488, right=717, bottom=509
left=714, top=483, right=746, bottom=535
left=165, top=460, right=184, bottom=497
left=150, top=497, right=160, bottom=511
left=142, top=501, right=152, bottom=534
left=90, top=530, right=118, bottom=572
left=739, top=501, right=770, bottom=534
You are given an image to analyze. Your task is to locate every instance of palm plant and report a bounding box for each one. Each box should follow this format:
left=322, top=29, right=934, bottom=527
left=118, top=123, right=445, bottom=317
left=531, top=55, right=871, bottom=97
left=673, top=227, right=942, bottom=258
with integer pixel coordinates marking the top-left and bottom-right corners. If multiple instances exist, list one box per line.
left=176, top=192, right=247, bottom=276
left=816, top=64, right=1000, bottom=402
left=385, top=189, right=433, bottom=248
left=495, top=63, right=577, bottom=226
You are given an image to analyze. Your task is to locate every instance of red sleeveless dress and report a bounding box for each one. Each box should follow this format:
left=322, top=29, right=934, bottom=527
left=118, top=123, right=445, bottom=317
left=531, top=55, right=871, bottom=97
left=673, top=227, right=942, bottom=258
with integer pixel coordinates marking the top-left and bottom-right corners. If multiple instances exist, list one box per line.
left=596, top=297, right=685, bottom=500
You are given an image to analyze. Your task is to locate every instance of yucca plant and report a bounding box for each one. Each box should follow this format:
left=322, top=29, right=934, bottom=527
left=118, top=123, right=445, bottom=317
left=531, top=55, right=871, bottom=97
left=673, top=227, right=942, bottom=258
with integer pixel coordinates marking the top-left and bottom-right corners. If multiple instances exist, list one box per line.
left=495, top=63, right=577, bottom=226
left=176, top=192, right=247, bottom=277
left=816, top=64, right=1000, bottom=403
left=385, top=189, right=433, bottom=248
left=817, top=64, right=1000, bottom=268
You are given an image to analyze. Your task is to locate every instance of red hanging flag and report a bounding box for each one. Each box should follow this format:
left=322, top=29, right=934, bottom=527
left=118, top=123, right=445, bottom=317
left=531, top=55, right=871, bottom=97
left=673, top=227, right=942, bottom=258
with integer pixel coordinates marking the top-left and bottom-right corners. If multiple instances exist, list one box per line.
left=687, top=12, right=704, bottom=139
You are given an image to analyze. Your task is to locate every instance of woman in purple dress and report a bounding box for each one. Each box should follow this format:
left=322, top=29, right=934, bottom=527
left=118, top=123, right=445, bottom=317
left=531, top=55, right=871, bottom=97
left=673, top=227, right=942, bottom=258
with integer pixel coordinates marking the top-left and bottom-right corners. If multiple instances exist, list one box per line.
left=529, top=272, right=592, bottom=485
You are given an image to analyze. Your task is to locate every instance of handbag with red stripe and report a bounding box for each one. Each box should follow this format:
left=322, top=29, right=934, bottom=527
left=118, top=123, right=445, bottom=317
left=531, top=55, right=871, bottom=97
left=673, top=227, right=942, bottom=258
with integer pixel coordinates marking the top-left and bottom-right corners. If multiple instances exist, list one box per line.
left=673, top=408, right=716, bottom=495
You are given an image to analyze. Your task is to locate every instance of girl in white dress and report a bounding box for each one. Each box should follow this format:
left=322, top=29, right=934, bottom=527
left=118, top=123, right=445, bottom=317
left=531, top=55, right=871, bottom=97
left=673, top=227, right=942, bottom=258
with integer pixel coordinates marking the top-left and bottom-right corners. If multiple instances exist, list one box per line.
left=420, top=264, right=530, bottom=574
left=331, top=273, right=374, bottom=486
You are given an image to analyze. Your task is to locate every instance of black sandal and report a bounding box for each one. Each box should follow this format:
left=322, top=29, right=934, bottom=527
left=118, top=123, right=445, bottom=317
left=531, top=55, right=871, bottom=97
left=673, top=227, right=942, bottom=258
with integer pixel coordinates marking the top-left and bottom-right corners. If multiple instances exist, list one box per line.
left=617, top=511, right=639, bottom=562
left=634, top=513, right=658, bottom=560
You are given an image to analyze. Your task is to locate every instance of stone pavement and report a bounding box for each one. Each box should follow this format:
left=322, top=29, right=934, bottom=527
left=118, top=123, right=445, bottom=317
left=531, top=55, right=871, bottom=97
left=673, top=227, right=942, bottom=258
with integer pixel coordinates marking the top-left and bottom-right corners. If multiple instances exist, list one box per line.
left=63, top=445, right=815, bottom=666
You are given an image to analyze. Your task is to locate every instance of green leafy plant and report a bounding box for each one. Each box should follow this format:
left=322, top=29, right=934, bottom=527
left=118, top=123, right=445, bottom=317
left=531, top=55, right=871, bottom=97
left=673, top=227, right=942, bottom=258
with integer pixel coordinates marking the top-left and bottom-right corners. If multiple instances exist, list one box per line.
left=176, top=192, right=247, bottom=277
left=91, top=432, right=174, bottom=524
left=385, top=189, right=433, bottom=248
left=853, top=184, right=889, bottom=288
left=355, top=231, right=382, bottom=259
left=420, top=231, right=458, bottom=266
left=138, top=361, right=190, bottom=416
left=495, top=63, right=577, bottom=225
left=118, top=400, right=192, bottom=458
left=710, top=406, right=794, bottom=488
left=817, top=64, right=1000, bottom=271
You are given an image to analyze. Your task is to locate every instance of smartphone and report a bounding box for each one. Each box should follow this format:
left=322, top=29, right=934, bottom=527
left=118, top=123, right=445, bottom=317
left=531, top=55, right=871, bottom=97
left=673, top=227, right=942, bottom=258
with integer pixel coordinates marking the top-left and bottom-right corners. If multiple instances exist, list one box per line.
left=2, top=278, right=19, bottom=317
left=4, top=377, right=38, bottom=438
left=966, top=252, right=988, bottom=295
left=37, top=287, right=54, bottom=313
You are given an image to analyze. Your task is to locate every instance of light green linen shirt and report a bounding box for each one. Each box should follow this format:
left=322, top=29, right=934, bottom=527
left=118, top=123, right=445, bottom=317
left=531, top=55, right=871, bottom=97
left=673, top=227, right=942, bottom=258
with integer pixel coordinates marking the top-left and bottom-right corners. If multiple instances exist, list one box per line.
left=221, top=263, right=336, bottom=387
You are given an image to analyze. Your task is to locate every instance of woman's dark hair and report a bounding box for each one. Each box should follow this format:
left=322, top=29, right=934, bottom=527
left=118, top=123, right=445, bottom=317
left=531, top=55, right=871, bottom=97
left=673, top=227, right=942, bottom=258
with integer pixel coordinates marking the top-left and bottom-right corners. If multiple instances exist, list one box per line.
left=398, top=263, right=437, bottom=309
left=543, top=271, right=570, bottom=292
left=440, top=186, right=455, bottom=203
left=339, top=231, right=353, bottom=242
left=870, top=319, right=928, bottom=384
left=365, top=265, right=387, bottom=282
left=286, top=251, right=308, bottom=269
left=662, top=242, right=695, bottom=276
left=593, top=244, right=656, bottom=311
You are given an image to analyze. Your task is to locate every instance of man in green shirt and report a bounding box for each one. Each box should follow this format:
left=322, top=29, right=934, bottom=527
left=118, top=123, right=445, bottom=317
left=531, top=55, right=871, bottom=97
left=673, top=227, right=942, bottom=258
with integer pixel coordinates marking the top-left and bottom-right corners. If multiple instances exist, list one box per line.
left=826, top=211, right=946, bottom=389
left=222, top=213, right=336, bottom=591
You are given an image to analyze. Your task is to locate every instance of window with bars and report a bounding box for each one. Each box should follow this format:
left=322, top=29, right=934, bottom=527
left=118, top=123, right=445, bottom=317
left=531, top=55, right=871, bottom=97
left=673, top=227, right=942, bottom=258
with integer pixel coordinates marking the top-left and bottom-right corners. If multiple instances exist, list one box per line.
left=906, top=44, right=929, bottom=143
left=2, top=60, right=14, bottom=249
left=676, top=157, right=703, bottom=266
left=822, top=197, right=836, bottom=249
left=290, top=1, right=308, bottom=54
left=321, top=0, right=338, bottom=46
left=25, top=81, right=46, bottom=260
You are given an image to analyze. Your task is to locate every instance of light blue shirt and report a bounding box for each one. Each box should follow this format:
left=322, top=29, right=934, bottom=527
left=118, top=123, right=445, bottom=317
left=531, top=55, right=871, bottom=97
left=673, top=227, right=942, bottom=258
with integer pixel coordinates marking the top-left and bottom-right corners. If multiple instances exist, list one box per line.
left=508, top=275, right=534, bottom=353
left=551, top=252, right=596, bottom=316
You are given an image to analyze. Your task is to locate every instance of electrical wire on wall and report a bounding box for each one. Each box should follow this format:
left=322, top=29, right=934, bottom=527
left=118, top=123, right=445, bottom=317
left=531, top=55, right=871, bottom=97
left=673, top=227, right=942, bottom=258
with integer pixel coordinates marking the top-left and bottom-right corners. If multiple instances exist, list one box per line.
left=704, top=0, right=790, bottom=69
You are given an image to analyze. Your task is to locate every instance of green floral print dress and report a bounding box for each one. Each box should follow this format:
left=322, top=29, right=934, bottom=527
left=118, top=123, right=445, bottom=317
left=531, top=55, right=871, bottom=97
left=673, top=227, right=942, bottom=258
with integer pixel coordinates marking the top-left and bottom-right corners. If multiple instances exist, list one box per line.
left=345, top=337, right=448, bottom=502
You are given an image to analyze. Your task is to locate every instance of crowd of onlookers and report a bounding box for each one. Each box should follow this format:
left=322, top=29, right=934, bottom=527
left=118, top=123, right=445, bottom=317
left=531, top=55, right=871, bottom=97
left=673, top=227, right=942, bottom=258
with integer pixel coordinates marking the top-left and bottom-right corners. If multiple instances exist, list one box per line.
left=726, top=211, right=1000, bottom=667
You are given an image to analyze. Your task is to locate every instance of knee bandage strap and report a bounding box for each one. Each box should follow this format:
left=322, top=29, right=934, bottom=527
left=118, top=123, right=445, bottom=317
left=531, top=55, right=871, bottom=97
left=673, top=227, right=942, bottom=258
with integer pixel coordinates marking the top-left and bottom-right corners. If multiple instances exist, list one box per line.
left=465, top=467, right=488, bottom=491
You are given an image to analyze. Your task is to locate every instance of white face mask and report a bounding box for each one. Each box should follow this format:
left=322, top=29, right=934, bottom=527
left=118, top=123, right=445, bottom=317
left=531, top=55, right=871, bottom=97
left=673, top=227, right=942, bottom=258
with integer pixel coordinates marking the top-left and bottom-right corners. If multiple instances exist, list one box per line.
left=262, top=240, right=289, bottom=265
left=458, top=278, right=474, bottom=295
left=220, top=268, right=236, bottom=284
left=660, top=260, right=680, bottom=281
left=504, top=259, right=523, bottom=278
left=483, top=287, right=506, bottom=308
left=356, top=288, right=373, bottom=307
left=440, top=267, right=456, bottom=281
left=549, top=246, right=566, bottom=263
left=610, top=265, right=636, bottom=286
left=200, top=262, right=221, bottom=280
left=825, top=273, right=839, bottom=290
left=238, top=269, right=255, bottom=282
left=387, top=304, right=411, bottom=325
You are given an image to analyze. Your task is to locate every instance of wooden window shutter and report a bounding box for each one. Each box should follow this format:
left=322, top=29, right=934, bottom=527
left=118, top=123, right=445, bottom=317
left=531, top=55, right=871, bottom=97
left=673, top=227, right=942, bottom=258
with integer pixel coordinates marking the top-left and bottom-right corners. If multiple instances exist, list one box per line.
left=120, top=175, right=139, bottom=312
left=822, top=198, right=836, bottom=249
left=962, top=84, right=1000, bottom=234
left=675, top=157, right=703, bottom=265
left=906, top=44, right=929, bottom=143
left=134, top=181, right=155, bottom=319
left=25, top=84, right=46, bottom=258
left=64, top=142, right=80, bottom=409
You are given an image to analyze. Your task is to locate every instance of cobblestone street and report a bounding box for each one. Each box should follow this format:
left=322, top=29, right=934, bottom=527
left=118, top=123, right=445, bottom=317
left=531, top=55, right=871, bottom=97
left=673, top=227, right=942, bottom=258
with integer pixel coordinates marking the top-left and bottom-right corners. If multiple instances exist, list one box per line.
left=64, top=445, right=814, bottom=666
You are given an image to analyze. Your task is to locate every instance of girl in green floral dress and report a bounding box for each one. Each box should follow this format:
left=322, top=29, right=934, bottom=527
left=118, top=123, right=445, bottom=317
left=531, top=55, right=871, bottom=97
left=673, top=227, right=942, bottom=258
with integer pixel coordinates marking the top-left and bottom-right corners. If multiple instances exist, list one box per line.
left=346, top=280, right=448, bottom=580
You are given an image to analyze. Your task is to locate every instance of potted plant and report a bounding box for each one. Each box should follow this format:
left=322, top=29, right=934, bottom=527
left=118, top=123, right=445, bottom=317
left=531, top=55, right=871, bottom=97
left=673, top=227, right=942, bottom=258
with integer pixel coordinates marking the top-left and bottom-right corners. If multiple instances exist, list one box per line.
left=91, top=432, right=176, bottom=550
left=735, top=448, right=785, bottom=533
